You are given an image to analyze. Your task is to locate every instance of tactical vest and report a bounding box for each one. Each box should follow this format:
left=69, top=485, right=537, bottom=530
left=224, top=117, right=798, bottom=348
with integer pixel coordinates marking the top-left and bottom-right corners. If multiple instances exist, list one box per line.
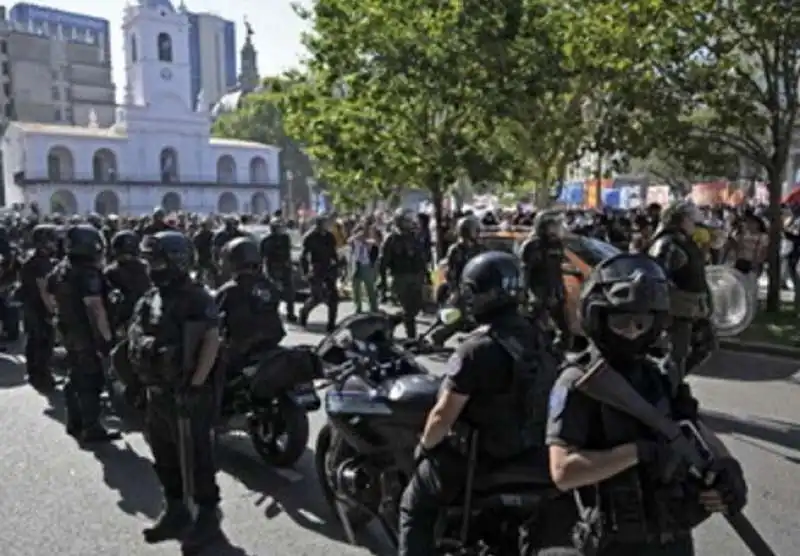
left=584, top=362, right=709, bottom=545
left=649, top=230, right=707, bottom=293
left=128, top=287, right=185, bottom=385
left=51, top=262, right=97, bottom=351
left=462, top=320, right=559, bottom=460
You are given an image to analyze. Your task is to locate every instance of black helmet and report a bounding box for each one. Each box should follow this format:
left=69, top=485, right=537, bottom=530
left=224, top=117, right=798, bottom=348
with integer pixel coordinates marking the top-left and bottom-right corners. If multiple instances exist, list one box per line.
left=580, top=253, right=670, bottom=355
left=460, top=251, right=523, bottom=322
left=457, top=216, right=481, bottom=240
left=65, top=224, right=104, bottom=260
left=533, top=210, right=562, bottom=238
left=111, top=230, right=140, bottom=257
left=32, top=224, right=59, bottom=253
left=223, top=237, right=261, bottom=273
left=141, top=231, right=194, bottom=287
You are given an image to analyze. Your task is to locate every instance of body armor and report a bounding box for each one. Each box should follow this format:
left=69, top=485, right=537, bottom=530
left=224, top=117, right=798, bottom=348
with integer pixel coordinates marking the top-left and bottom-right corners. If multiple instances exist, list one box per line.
left=460, top=317, right=559, bottom=460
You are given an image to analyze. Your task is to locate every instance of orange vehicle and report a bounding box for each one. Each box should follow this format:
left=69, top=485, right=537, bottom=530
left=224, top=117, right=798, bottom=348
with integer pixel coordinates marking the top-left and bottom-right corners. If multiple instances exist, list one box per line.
left=431, top=227, right=620, bottom=335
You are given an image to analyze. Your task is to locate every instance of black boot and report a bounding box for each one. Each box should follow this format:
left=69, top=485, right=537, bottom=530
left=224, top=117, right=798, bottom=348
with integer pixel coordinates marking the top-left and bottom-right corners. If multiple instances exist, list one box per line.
left=143, top=498, right=192, bottom=544
left=80, top=423, right=122, bottom=443
left=181, top=504, right=224, bottom=554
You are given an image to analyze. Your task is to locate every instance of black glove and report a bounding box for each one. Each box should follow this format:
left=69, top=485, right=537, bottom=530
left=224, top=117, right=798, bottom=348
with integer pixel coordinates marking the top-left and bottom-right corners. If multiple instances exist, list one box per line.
left=672, top=384, right=699, bottom=421
left=711, top=458, right=748, bottom=515
left=636, top=439, right=687, bottom=483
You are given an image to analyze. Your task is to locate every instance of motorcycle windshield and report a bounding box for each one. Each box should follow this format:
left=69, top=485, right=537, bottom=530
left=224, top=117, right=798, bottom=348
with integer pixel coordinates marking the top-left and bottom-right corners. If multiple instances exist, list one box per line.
left=316, top=311, right=398, bottom=364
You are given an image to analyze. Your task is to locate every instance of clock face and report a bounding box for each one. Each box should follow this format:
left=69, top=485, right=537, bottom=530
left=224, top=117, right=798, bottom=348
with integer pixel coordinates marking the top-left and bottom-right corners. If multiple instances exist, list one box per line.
left=160, top=68, right=172, bottom=81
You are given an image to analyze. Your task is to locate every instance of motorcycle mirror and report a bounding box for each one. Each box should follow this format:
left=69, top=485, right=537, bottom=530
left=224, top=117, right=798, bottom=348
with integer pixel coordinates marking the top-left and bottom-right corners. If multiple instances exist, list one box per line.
left=439, top=307, right=462, bottom=325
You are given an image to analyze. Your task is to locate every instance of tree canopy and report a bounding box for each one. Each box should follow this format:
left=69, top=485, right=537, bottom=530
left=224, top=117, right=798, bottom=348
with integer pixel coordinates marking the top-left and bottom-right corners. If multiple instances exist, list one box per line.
left=215, top=0, right=800, bottom=309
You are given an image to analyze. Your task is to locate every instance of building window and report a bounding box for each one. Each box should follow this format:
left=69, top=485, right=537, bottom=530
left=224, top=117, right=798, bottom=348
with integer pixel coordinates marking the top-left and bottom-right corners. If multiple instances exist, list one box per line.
left=52, top=86, right=60, bottom=100
left=2, top=62, right=8, bottom=76
left=65, top=107, right=73, bottom=122
left=4, top=103, right=11, bottom=118
left=0, top=40, right=6, bottom=54
left=54, top=109, right=62, bottom=121
left=130, top=34, right=137, bottom=62
left=157, top=33, right=173, bottom=62
left=3, top=83, right=10, bottom=97
left=65, top=88, right=72, bottom=101
left=51, top=69, right=60, bottom=80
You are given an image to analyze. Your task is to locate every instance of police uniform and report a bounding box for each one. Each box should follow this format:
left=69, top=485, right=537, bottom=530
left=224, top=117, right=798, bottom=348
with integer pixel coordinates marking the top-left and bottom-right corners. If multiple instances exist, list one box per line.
left=378, top=226, right=427, bottom=338
left=429, top=239, right=485, bottom=345
left=399, top=251, right=569, bottom=556
left=19, top=244, right=56, bottom=391
left=131, top=281, right=223, bottom=546
left=520, top=230, right=570, bottom=342
left=216, top=270, right=286, bottom=370
left=648, top=228, right=708, bottom=390
left=104, top=258, right=151, bottom=328
left=546, top=253, right=747, bottom=556
left=547, top=361, right=705, bottom=556
left=48, top=254, right=116, bottom=440
left=298, top=223, right=340, bottom=331
left=259, top=224, right=295, bottom=320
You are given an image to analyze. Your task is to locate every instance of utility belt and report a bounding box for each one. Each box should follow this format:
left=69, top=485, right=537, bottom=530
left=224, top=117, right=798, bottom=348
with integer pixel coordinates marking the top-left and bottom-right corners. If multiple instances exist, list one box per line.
left=668, top=287, right=709, bottom=319
left=130, top=334, right=182, bottom=385
left=573, top=470, right=696, bottom=554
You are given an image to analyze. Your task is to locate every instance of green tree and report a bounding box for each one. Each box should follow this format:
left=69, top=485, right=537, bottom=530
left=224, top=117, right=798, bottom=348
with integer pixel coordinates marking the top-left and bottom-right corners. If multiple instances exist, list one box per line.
left=279, top=0, right=580, bottom=254
left=637, top=1, right=800, bottom=312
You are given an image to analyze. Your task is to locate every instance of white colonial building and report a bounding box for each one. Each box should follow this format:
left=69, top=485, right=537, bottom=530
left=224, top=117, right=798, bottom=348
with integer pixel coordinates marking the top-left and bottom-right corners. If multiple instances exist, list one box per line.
left=1, top=0, right=280, bottom=215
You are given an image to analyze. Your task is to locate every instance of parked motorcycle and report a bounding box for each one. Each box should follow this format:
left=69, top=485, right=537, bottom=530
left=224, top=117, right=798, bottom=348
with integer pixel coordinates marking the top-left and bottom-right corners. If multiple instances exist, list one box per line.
left=109, top=340, right=322, bottom=468
left=313, top=310, right=556, bottom=553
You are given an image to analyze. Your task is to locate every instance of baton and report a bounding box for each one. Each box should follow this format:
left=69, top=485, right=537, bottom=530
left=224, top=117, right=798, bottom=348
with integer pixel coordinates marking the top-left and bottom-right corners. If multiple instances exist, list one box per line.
left=176, top=394, right=195, bottom=509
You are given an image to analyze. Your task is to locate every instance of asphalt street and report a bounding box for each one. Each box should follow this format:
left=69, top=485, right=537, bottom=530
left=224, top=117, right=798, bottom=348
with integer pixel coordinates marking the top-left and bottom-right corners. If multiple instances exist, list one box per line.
left=0, top=302, right=798, bottom=555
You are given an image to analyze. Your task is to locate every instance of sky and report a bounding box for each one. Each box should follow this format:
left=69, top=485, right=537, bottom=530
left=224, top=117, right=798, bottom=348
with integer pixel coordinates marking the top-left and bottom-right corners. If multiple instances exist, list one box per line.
left=12, top=0, right=311, bottom=96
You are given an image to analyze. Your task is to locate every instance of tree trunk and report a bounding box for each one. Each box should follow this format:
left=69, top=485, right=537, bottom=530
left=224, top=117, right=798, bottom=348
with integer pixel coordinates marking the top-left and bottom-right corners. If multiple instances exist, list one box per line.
left=765, top=166, right=783, bottom=312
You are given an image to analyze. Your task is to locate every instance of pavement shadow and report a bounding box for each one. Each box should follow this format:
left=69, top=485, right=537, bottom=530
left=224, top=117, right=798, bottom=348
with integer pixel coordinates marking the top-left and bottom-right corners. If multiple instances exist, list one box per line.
left=702, top=409, right=800, bottom=464
left=42, top=389, right=163, bottom=518
left=217, top=435, right=389, bottom=554
left=86, top=440, right=163, bottom=519
left=0, top=351, right=27, bottom=388
left=191, top=535, right=256, bottom=556
left=693, top=351, right=800, bottom=382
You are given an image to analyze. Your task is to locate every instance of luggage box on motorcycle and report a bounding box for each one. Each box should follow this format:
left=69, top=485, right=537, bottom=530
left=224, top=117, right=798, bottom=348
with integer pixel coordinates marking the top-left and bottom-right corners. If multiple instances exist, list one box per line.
left=250, top=345, right=322, bottom=400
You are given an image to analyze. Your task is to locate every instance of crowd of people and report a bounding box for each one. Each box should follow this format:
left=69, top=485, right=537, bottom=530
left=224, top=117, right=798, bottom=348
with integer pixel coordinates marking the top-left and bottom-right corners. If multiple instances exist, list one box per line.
left=0, top=196, right=779, bottom=555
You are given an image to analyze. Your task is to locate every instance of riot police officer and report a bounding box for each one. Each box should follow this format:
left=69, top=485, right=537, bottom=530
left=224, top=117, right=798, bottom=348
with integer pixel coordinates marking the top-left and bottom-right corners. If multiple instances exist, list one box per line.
left=217, top=237, right=285, bottom=373
left=142, top=207, right=173, bottom=236
left=19, top=224, right=58, bottom=392
left=379, top=209, right=428, bottom=339
left=647, top=200, right=710, bottom=391
left=260, top=217, right=296, bottom=322
left=130, top=231, right=225, bottom=551
left=298, top=215, right=339, bottom=332
left=104, top=230, right=151, bottom=331
left=399, top=251, right=569, bottom=555
left=520, top=210, right=571, bottom=348
left=430, top=215, right=484, bottom=346
left=546, top=253, right=747, bottom=556
left=47, top=224, right=119, bottom=442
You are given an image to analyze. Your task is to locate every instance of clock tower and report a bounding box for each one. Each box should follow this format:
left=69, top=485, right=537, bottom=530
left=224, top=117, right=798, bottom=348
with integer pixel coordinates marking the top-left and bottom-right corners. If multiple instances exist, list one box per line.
left=122, top=0, right=192, bottom=112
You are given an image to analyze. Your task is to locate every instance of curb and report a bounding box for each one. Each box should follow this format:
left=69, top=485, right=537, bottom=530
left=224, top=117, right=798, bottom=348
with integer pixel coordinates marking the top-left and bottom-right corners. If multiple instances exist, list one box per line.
left=719, top=338, right=800, bottom=358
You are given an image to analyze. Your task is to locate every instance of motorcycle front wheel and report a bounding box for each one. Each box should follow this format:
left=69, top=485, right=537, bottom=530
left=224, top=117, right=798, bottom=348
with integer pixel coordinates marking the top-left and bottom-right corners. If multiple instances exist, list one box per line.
left=315, top=423, right=374, bottom=529
left=249, top=396, right=309, bottom=468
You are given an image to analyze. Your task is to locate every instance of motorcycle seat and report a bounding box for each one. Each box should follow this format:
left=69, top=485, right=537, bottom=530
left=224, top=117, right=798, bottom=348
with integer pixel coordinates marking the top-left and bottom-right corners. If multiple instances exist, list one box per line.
left=473, top=461, right=553, bottom=493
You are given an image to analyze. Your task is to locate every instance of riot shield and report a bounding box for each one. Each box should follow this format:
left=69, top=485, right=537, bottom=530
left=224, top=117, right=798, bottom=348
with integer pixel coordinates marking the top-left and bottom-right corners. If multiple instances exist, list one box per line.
left=706, top=265, right=756, bottom=337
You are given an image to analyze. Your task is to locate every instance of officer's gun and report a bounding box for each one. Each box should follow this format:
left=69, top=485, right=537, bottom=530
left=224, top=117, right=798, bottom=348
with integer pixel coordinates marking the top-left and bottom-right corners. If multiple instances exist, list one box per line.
left=572, top=357, right=777, bottom=556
